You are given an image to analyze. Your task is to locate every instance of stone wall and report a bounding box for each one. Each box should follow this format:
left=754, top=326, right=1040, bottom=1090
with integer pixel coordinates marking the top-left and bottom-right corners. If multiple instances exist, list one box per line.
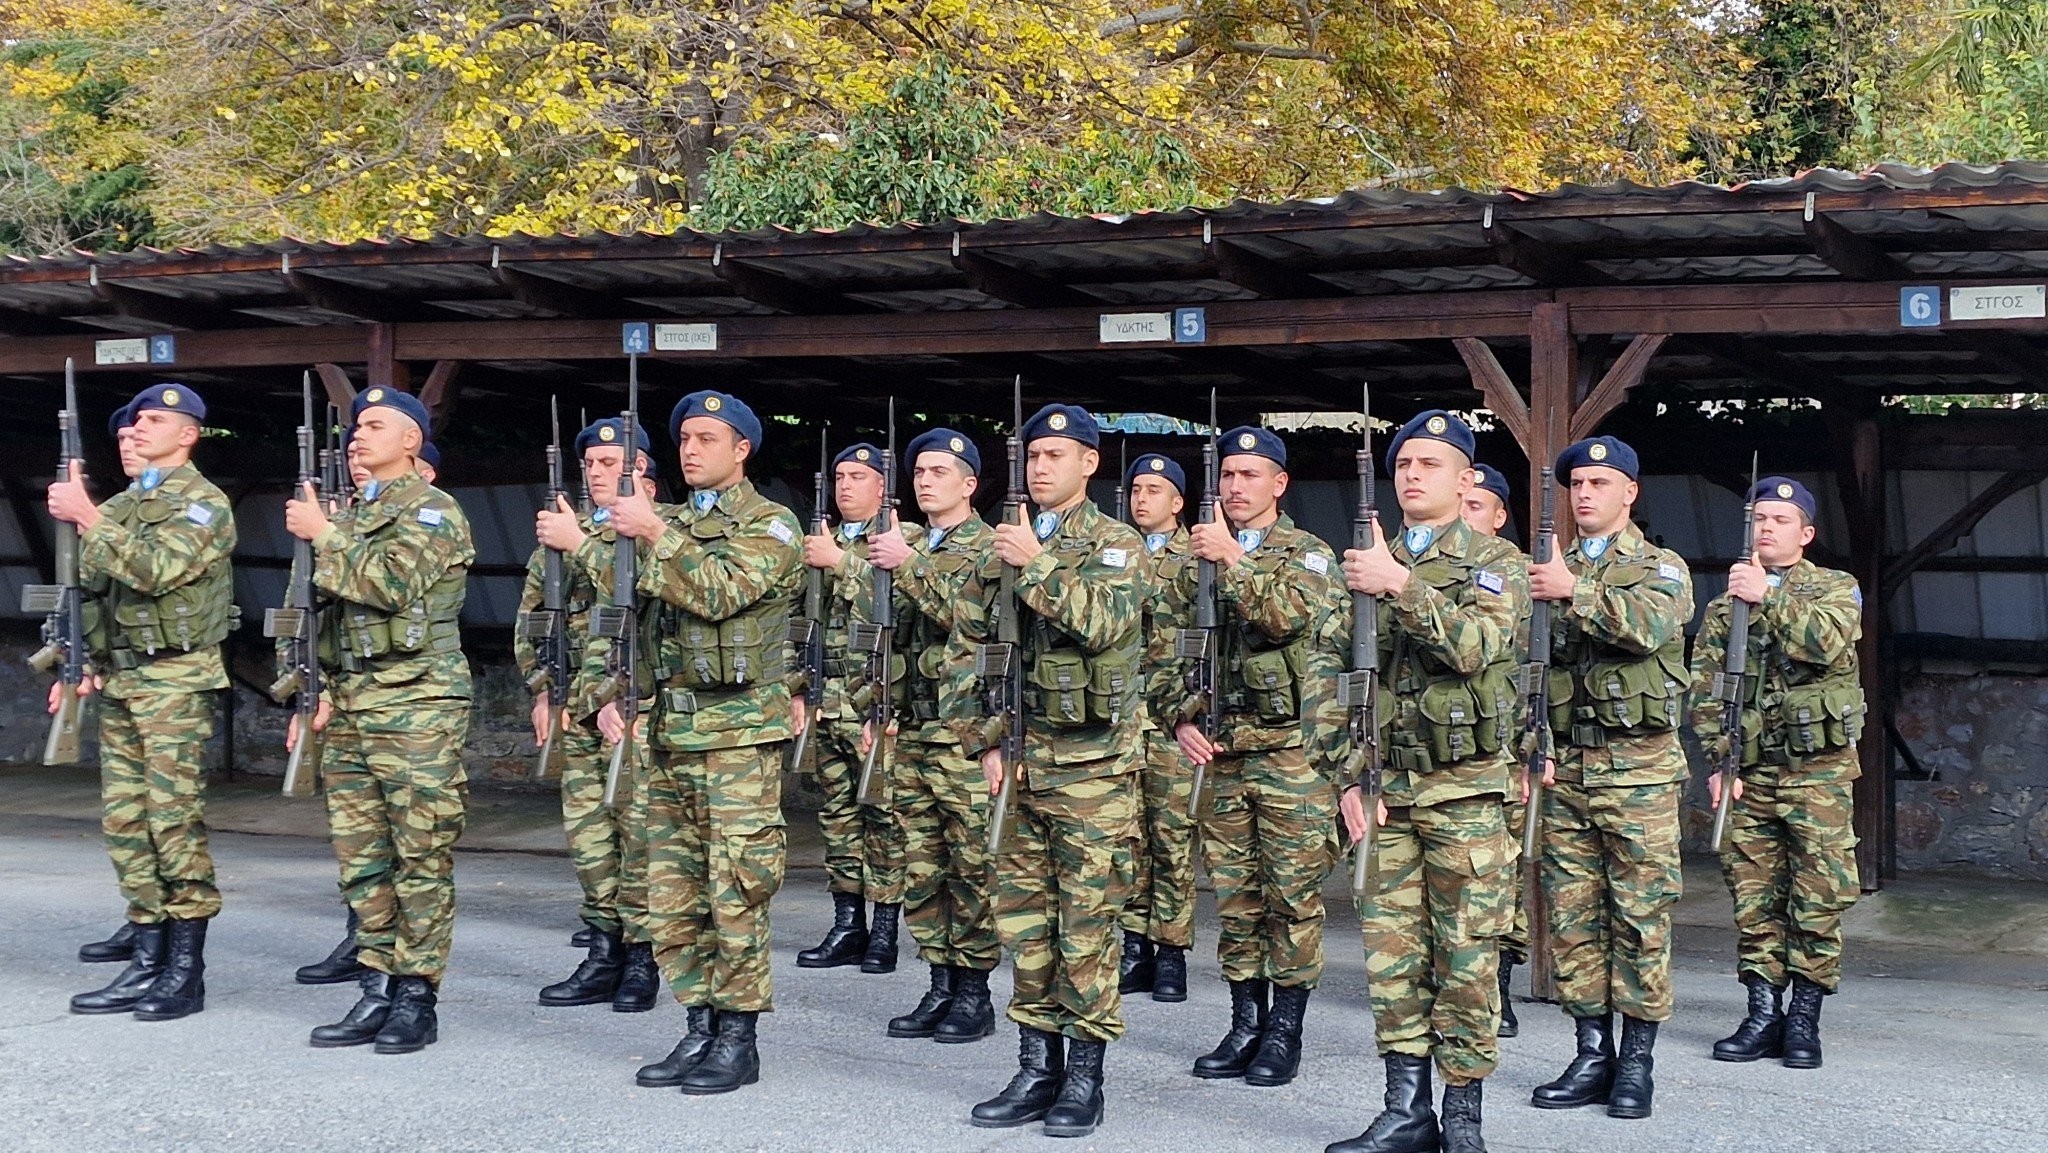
left=1892, top=673, right=2048, bottom=880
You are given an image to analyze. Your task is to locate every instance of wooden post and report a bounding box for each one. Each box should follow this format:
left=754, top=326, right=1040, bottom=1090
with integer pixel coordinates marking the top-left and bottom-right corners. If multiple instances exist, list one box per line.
left=1827, top=397, right=1892, bottom=887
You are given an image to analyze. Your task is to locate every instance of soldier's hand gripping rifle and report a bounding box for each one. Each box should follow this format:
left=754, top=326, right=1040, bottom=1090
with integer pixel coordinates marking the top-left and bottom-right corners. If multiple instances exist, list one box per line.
left=1341, top=385, right=1386, bottom=896
left=595, top=355, right=642, bottom=809
left=524, top=398, right=571, bottom=781
left=786, top=426, right=829, bottom=774
left=1522, top=453, right=1557, bottom=875
left=1709, top=454, right=1762, bottom=851
left=1179, top=389, right=1221, bottom=818
left=263, top=371, right=325, bottom=797
left=24, top=358, right=88, bottom=766
left=984, top=377, right=1028, bottom=854
left=853, top=401, right=898, bottom=806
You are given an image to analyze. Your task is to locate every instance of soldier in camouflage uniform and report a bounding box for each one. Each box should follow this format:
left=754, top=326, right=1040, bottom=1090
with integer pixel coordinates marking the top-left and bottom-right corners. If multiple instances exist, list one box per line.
left=1171, top=426, right=1340, bottom=1089
left=1330, top=412, right=1526, bottom=1153
left=797, top=443, right=917, bottom=974
left=1525, top=435, right=1692, bottom=1120
left=851, top=428, right=1001, bottom=1043
left=285, top=387, right=475, bottom=1055
left=1687, top=476, right=1864, bottom=1071
left=1460, top=462, right=1530, bottom=1040
left=959, top=403, right=1142, bottom=1139
left=522, top=417, right=668, bottom=1013
left=1118, top=452, right=1197, bottom=1003
left=605, top=390, right=802, bottom=1096
left=52, top=384, right=236, bottom=1022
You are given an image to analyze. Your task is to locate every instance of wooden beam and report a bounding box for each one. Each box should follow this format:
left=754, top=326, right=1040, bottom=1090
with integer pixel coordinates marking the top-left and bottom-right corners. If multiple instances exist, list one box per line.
left=366, top=324, right=408, bottom=392
left=1208, top=238, right=1350, bottom=299
left=283, top=268, right=415, bottom=323
left=1803, top=210, right=1911, bottom=280
left=419, top=360, right=462, bottom=430
left=713, top=250, right=868, bottom=315
left=1453, top=337, right=1531, bottom=455
left=953, top=252, right=1093, bottom=308
left=313, top=363, right=358, bottom=411
left=90, top=278, right=240, bottom=331
left=491, top=264, right=621, bottom=318
left=1881, top=469, right=2048, bottom=597
left=1485, top=219, right=1612, bottom=287
left=1569, top=333, right=1668, bottom=438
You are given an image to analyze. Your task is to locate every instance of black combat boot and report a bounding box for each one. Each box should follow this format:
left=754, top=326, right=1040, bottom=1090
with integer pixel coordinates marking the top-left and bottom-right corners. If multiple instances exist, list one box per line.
left=1152, top=944, right=1188, bottom=1003
left=570, top=925, right=596, bottom=949
left=679, top=1009, right=760, bottom=1094
left=971, top=1027, right=1065, bottom=1128
left=1712, top=976, right=1785, bottom=1062
left=636, top=1006, right=716, bottom=1086
left=1246, top=984, right=1310, bottom=1087
left=133, top=918, right=207, bottom=1021
left=1192, top=979, right=1268, bottom=1079
left=70, top=922, right=166, bottom=1014
left=1325, top=1053, right=1439, bottom=1153
left=1043, top=1038, right=1106, bottom=1138
left=78, top=921, right=137, bottom=963
left=1781, top=976, right=1827, bottom=1069
left=1440, top=1080, right=1485, bottom=1153
left=295, top=905, right=368, bottom=985
left=373, top=976, right=439, bottom=1054
left=612, top=942, right=659, bottom=1013
left=1495, top=954, right=1518, bottom=1039
left=797, top=892, right=867, bottom=968
left=1605, top=1016, right=1658, bottom=1119
left=538, top=925, right=624, bottom=1007
left=889, top=964, right=955, bottom=1038
left=1531, top=1012, right=1614, bottom=1109
left=860, top=902, right=900, bottom=974
left=1117, top=931, right=1154, bottom=995
left=310, top=970, right=390, bottom=1047
left=936, top=966, right=996, bottom=1043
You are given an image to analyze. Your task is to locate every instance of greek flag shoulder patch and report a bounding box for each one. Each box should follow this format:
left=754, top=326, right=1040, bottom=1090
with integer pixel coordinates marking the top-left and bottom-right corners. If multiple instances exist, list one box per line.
left=1101, top=547, right=1129, bottom=569
left=416, top=507, right=444, bottom=527
left=1303, top=553, right=1330, bottom=576
left=184, top=504, right=214, bottom=526
left=1657, top=562, right=1684, bottom=582
left=768, top=519, right=796, bottom=545
left=1475, top=569, right=1504, bottom=594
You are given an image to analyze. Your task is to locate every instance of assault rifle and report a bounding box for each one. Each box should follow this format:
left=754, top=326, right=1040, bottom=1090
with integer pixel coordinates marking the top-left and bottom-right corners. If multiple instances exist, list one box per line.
left=1522, top=428, right=1557, bottom=873
left=1179, top=390, right=1220, bottom=818
left=1709, top=454, right=1762, bottom=851
left=24, top=358, right=87, bottom=766
left=524, top=397, right=571, bottom=781
left=1341, top=384, right=1386, bottom=895
left=596, top=356, right=642, bottom=809
left=983, top=377, right=1028, bottom=853
left=853, top=400, right=898, bottom=806
left=264, top=371, right=324, bottom=797
left=786, top=426, right=829, bottom=774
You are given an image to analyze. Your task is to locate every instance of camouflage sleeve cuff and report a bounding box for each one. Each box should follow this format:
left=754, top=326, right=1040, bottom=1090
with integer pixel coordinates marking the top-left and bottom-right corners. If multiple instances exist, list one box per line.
left=650, top=526, right=693, bottom=564
left=1567, top=573, right=1601, bottom=618
left=1017, top=548, right=1060, bottom=588
left=313, top=526, right=348, bottom=553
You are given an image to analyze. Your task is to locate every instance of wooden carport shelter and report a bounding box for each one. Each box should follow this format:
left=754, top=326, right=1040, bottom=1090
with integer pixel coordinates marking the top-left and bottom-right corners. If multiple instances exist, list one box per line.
left=8, top=160, right=2048, bottom=936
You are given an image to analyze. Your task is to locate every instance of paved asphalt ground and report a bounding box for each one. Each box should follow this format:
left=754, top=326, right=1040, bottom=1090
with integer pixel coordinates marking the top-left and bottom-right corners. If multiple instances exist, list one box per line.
left=4, top=810, right=2046, bottom=1153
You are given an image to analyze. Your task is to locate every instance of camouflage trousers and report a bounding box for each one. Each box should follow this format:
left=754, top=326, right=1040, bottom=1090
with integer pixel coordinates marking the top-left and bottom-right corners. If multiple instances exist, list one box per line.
left=1721, top=777, right=1861, bottom=992
left=816, top=717, right=905, bottom=903
left=322, top=701, right=470, bottom=982
left=995, top=770, right=1140, bottom=1043
left=897, top=736, right=999, bottom=971
left=1120, top=727, right=1198, bottom=948
left=556, top=716, right=649, bottom=941
left=99, top=687, right=220, bottom=923
left=1541, top=779, right=1682, bottom=1022
left=644, top=743, right=787, bottom=1013
left=1501, top=793, right=1529, bottom=961
left=1200, top=744, right=1336, bottom=988
left=1361, top=796, right=1513, bottom=1085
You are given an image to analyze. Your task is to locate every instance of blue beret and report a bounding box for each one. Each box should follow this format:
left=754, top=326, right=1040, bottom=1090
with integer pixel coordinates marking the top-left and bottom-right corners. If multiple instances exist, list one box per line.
left=1471, top=462, right=1513, bottom=507
left=1021, top=403, right=1100, bottom=447
left=1556, top=435, right=1639, bottom=481
left=1750, top=475, right=1817, bottom=521
left=1221, top=425, right=1286, bottom=468
left=351, top=386, right=431, bottom=436
left=834, top=442, right=885, bottom=476
left=670, top=390, right=762, bottom=450
left=1385, top=410, right=1475, bottom=475
left=129, top=383, right=205, bottom=423
left=575, top=417, right=657, bottom=477
left=107, top=401, right=135, bottom=436
left=1125, top=452, right=1185, bottom=495
left=905, top=428, right=981, bottom=476
left=418, top=442, right=440, bottom=471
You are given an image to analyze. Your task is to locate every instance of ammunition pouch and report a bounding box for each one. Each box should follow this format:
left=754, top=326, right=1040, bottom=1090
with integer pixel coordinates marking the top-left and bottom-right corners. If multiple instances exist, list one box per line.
left=1556, top=643, right=1687, bottom=743
left=1767, top=678, right=1865, bottom=760
left=1026, top=647, right=1134, bottom=729
left=658, top=607, right=788, bottom=691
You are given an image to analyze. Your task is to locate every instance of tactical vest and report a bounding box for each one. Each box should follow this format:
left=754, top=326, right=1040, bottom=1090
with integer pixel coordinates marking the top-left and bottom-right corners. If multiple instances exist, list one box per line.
left=900, top=529, right=981, bottom=725
left=1383, top=549, right=1518, bottom=775
left=646, top=507, right=789, bottom=708
left=1548, top=554, right=1689, bottom=747
left=98, top=480, right=236, bottom=669
left=319, top=496, right=466, bottom=671
left=1021, top=612, right=1137, bottom=728
left=1738, top=610, right=1867, bottom=768
left=1218, top=609, right=1313, bottom=729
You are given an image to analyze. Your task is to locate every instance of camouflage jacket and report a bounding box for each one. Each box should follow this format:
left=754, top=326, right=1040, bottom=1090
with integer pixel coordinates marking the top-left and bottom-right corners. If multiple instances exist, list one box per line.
left=1138, top=526, right=1195, bottom=730
left=1547, top=521, right=1693, bottom=788
left=816, top=513, right=922, bottom=721
left=513, top=504, right=680, bottom=723
left=79, top=463, right=237, bottom=699
left=1170, top=514, right=1342, bottom=754
left=1687, top=557, right=1865, bottom=786
left=947, top=498, right=1145, bottom=790
left=637, top=478, right=804, bottom=752
left=1375, top=518, right=1528, bottom=807
left=309, top=470, right=475, bottom=711
left=845, top=513, right=990, bottom=745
